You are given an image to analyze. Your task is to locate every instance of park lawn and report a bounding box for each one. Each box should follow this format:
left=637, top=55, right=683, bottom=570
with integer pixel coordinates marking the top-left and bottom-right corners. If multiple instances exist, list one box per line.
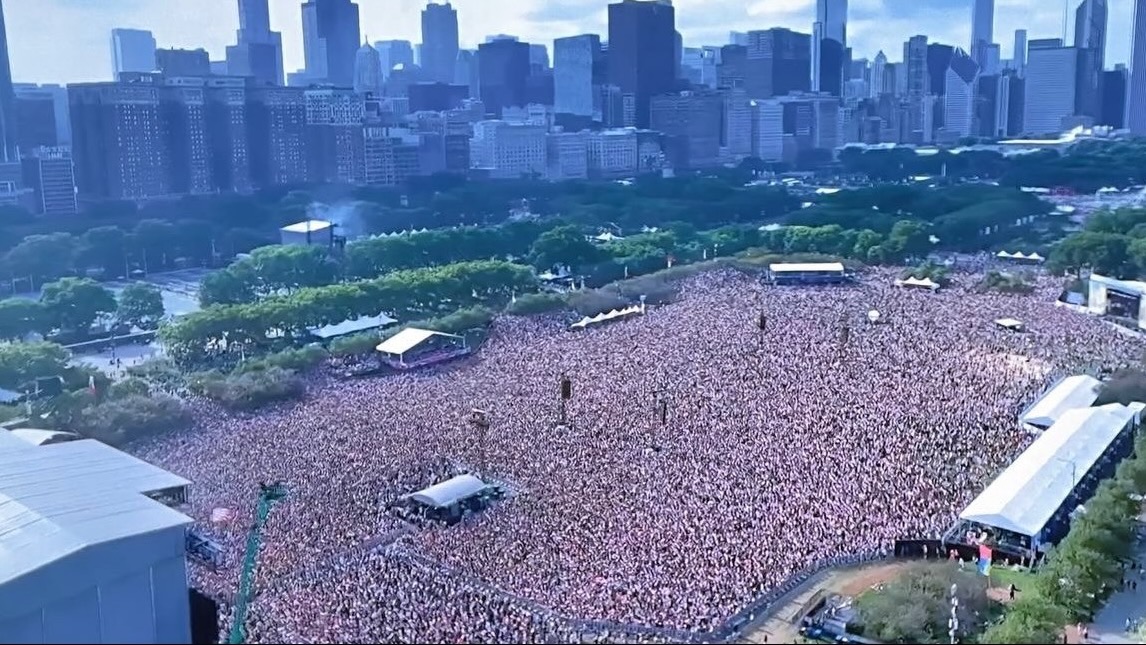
left=984, top=565, right=1038, bottom=594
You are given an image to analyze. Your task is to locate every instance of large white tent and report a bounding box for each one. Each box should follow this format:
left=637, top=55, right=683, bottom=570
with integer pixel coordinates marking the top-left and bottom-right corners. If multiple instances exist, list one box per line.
left=959, top=406, right=1133, bottom=538
left=405, top=475, right=488, bottom=509
left=1019, top=374, right=1102, bottom=431
left=376, top=327, right=463, bottom=357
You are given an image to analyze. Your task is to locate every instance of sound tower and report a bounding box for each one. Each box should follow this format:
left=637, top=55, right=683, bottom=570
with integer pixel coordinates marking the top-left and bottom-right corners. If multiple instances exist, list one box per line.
left=560, top=376, right=572, bottom=400
left=757, top=313, right=767, bottom=331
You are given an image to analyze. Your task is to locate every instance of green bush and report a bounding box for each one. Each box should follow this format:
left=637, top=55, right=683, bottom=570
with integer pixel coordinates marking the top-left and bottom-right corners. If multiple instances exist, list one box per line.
left=108, top=377, right=151, bottom=399
left=856, top=562, right=990, bottom=644
left=328, top=333, right=384, bottom=357
left=238, top=344, right=328, bottom=374
left=74, top=393, right=192, bottom=446
left=193, top=366, right=305, bottom=411
left=505, top=292, right=568, bottom=316
left=978, top=270, right=1035, bottom=294
left=565, top=289, right=631, bottom=316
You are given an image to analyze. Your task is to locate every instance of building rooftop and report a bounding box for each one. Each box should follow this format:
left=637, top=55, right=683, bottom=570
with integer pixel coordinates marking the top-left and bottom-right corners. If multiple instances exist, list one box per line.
left=281, top=219, right=333, bottom=233
left=0, top=436, right=192, bottom=587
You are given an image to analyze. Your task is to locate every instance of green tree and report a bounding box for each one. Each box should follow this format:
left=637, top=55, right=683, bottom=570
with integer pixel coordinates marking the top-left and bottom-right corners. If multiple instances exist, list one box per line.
left=0, top=341, right=70, bottom=390
left=117, top=282, right=166, bottom=330
left=75, top=393, right=192, bottom=446
left=4, top=233, right=77, bottom=285
left=243, top=244, right=338, bottom=295
left=856, top=563, right=990, bottom=643
left=77, top=226, right=127, bottom=277
left=1048, top=231, right=1132, bottom=277
left=40, top=277, right=118, bottom=333
left=132, top=219, right=179, bottom=271
left=528, top=225, right=602, bottom=272
left=0, top=298, right=48, bottom=340
left=199, top=266, right=258, bottom=306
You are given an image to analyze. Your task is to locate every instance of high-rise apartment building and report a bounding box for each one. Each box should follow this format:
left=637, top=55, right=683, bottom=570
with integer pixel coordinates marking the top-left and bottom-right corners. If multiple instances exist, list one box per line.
left=478, top=39, right=531, bottom=117
left=226, top=0, right=284, bottom=86
left=1128, top=0, right=1146, bottom=133
left=1074, top=0, right=1108, bottom=120
left=248, top=87, right=309, bottom=186
left=111, top=29, right=157, bottom=78
left=301, top=0, right=361, bottom=87
left=422, top=2, right=461, bottom=84
left=970, top=0, right=994, bottom=66
left=1024, top=39, right=1078, bottom=135
left=69, top=82, right=170, bottom=199
left=0, top=0, right=16, bottom=162
left=812, top=0, right=848, bottom=96
left=554, top=35, right=604, bottom=120
left=304, top=88, right=364, bottom=183
left=745, top=28, right=811, bottom=99
left=607, top=0, right=677, bottom=128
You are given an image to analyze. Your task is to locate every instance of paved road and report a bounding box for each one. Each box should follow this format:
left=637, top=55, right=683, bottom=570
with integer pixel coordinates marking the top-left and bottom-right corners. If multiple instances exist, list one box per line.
left=1085, top=528, right=1146, bottom=644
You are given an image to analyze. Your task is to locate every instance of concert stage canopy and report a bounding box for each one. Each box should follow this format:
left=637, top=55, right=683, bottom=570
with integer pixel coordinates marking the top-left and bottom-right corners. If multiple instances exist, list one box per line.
left=376, top=327, right=462, bottom=356
left=959, top=405, right=1135, bottom=537
left=406, top=475, right=488, bottom=508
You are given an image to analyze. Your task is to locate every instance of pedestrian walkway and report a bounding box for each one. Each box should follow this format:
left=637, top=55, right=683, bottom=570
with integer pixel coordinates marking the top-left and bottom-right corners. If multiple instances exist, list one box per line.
left=1084, top=527, right=1146, bottom=644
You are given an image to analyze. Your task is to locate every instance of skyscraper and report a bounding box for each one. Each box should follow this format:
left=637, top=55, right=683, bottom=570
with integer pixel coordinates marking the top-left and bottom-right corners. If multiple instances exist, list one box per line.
left=110, top=29, right=157, bottom=77
left=607, top=0, right=677, bottom=128
left=1074, top=0, right=1107, bottom=120
left=870, top=51, right=888, bottom=97
left=354, top=41, right=383, bottom=94
left=375, top=40, right=414, bottom=78
left=227, top=0, right=284, bottom=86
left=943, top=48, right=979, bottom=137
left=813, top=0, right=848, bottom=96
left=422, top=2, right=460, bottom=84
left=301, top=0, right=361, bottom=87
left=477, top=39, right=531, bottom=117
left=1131, top=0, right=1146, bottom=134
left=554, top=34, right=603, bottom=120
left=970, top=0, right=994, bottom=66
left=1024, top=39, right=1078, bottom=135
left=0, top=0, right=17, bottom=162
left=1013, top=29, right=1028, bottom=75
left=745, top=28, right=811, bottom=99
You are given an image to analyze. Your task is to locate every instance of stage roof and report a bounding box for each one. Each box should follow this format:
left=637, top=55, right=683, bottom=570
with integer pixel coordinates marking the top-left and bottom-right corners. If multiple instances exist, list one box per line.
left=959, top=406, right=1131, bottom=537
left=769, top=262, right=845, bottom=273
left=1019, top=374, right=1102, bottom=429
left=0, top=438, right=192, bottom=587
left=281, top=219, right=333, bottom=233
left=6, top=428, right=79, bottom=447
left=408, top=474, right=488, bottom=508
left=375, top=327, right=461, bottom=355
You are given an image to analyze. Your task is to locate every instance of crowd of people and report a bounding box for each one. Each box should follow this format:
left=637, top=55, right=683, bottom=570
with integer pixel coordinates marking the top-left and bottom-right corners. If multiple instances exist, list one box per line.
left=134, top=268, right=1144, bottom=643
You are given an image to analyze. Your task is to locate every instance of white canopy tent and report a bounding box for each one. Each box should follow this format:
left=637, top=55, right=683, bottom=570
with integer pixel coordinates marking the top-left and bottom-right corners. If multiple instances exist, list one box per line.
left=376, top=327, right=465, bottom=363
left=894, top=276, right=940, bottom=290
left=406, top=474, right=488, bottom=508
left=1019, top=374, right=1102, bottom=431
left=994, top=318, right=1024, bottom=331
left=996, top=250, right=1046, bottom=263
left=959, top=406, right=1133, bottom=538
left=768, top=262, right=845, bottom=274
left=570, top=305, right=643, bottom=330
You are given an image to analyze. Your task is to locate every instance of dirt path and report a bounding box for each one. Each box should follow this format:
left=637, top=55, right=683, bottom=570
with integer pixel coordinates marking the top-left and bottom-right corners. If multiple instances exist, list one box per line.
left=737, top=561, right=911, bottom=644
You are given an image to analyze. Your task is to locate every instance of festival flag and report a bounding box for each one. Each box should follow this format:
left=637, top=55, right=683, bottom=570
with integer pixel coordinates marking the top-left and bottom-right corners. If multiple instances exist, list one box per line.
left=88, top=374, right=97, bottom=396
left=667, top=255, right=675, bottom=269
left=978, top=544, right=993, bottom=576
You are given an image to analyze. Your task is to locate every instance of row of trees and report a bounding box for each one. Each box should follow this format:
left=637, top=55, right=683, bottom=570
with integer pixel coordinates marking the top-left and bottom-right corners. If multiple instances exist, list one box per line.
left=838, top=139, right=1146, bottom=192
left=160, top=260, right=534, bottom=365
left=1047, top=208, right=1146, bottom=278
left=981, top=424, right=1146, bottom=642
left=0, top=278, right=164, bottom=342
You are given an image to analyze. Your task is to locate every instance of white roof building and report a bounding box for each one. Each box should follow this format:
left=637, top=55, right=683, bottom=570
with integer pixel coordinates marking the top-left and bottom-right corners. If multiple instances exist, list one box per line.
left=959, top=405, right=1134, bottom=538
left=0, top=434, right=193, bottom=643
left=1019, top=374, right=1102, bottom=431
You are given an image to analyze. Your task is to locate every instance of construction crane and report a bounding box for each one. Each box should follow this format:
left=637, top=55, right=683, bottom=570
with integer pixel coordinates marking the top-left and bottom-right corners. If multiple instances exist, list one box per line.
left=227, top=482, right=288, bottom=645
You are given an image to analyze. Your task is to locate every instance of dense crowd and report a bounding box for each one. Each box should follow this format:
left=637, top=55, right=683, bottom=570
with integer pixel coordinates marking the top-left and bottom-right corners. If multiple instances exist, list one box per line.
left=135, top=268, right=1143, bottom=643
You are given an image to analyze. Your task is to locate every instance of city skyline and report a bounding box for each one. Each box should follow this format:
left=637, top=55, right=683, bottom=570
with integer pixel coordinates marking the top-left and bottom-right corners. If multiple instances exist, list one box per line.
left=6, top=0, right=1136, bottom=85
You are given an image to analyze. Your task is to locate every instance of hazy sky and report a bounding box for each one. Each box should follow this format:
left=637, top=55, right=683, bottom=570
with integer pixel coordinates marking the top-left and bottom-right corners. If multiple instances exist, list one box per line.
left=5, top=0, right=1137, bottom=85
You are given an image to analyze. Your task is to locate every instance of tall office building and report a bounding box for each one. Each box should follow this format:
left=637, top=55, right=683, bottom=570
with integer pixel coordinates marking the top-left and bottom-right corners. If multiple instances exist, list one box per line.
left=812, top=0, right=848, bottom=96
left=375, top=40, right=414, bottom=78
left=1024, top=39, right=1078, bottom=135
left=1128, top=0, right=1146, bottom=133
left=554, top=34, right=604, bottom=120
left=970, top=0, right=994, bottom=66
left=21, top=147, right=77, bottom=215
left=248, top=87, right=309, bottom=186
left=477, top=39, right=531, bottom=117
left=870, top=51, right=888, bottom=97
left=354, top=41, right=384, bottom=94
left=1074, top=0, right=1108, bottom=120
left=111, top=29, right=157, bottom=79
left=943, top=48, right=979, bottom=137
left=607, top=0, right=677, bottom=128
left=745, top=28, right=811, bottom=99
left=13, top=85, right=65, bottom=154
left=301, top=0, right=361, bottom=87
left=422, top=2, right=460, bottom=84
left=718, top=45, right=747, bottom=90
left=1013, top=30, right=1028, bottom=75
left=0, top=0, right=17, bottom=162
left=1102, top=67, right=1127, bottom=128
left=729, top=32, right=749, bottom=46
left=226, top=0, right=284, bottom=86
left=649, top=91, right=723, bottom=169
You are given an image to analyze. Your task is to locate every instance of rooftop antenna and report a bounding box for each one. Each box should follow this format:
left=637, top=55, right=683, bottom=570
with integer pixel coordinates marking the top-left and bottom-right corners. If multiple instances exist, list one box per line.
left=1061, top=0, right=1068, bottom=43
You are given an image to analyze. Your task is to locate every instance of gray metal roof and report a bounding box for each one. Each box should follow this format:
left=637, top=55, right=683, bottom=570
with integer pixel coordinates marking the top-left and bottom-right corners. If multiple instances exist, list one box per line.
left=408, top=474, right=488, bottom=508
left=0, top=438, right=192, bottom=587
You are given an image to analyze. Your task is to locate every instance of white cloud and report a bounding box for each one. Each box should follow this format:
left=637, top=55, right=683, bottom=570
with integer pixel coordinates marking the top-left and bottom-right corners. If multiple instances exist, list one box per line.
left=4, top=0, right=1137, bottom=85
